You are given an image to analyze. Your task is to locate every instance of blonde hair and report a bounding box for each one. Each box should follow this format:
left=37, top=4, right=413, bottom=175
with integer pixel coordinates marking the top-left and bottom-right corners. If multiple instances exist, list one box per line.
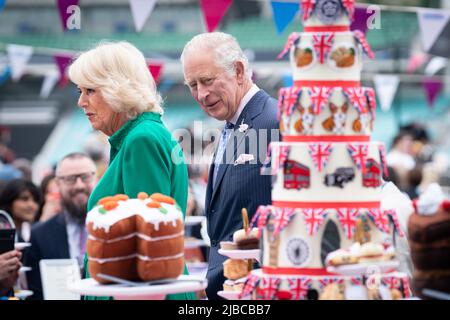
left=180, top=32, right=252, bottom=80
left=68, top=41, right=163, bottom=118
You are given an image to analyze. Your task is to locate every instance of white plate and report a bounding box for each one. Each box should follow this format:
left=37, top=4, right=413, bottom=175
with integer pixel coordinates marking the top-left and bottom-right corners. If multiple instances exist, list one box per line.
left=327, top=260, right=400, bottom=276
left=67, top=274, right=207, bottom=300
left=19, top=266, right=32, bottom=273
left=15, top=242, right=31, bottom=250
left=218, top=249, right=260, bottom=262
left=185, top=216, right=206, bottom=226
left=217, top=290, right=248, bottom=300
left=14, top=290, right=33, bottom=299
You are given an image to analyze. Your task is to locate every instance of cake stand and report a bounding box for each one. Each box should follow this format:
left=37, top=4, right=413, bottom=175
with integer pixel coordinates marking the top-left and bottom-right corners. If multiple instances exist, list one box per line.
left=67, top=274, right=207, bottom=300
left=218, top=249, right=261, bottom=262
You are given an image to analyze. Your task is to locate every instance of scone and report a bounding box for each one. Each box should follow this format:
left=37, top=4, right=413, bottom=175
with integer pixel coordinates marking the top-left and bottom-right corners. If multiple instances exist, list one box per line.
left=358, top=242, right=384, bottom=263
left=223, top=259, right=249, bottom=280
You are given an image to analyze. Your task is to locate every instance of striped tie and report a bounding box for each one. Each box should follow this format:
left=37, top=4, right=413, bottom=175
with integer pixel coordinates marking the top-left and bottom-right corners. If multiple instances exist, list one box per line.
left=213, top=122, right=234, bottom=187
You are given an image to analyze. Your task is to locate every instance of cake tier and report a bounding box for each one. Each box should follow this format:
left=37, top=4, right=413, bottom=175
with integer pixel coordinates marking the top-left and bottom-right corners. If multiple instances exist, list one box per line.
left=278, top=85, right=375, bottom=137
left=256, top=204, right=399, bottom=270
left=242, top=269, right=410, bottom=300
left=300, top=0, right=355, bottom=31
left=267, top=141, right=386, bottom=203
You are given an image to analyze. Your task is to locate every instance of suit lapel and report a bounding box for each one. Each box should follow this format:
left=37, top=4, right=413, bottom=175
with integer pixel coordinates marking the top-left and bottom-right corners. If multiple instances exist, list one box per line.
left=209, top=90, right=268, bottom=204
left=52, top=214, right=70, bottom=258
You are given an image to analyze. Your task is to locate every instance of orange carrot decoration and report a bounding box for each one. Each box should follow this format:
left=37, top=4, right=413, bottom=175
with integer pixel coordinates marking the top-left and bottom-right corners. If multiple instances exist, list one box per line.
left=103, top=201, right=119, bottom=211
left=138, top=192, right=149, bottom=200
left=150, top=193, right=175, bottom=205
left=98, top=196, right=115, bottom=205
left=113, top=194, right=129, bottom=201
left=146, top=201, right=161, bottom=208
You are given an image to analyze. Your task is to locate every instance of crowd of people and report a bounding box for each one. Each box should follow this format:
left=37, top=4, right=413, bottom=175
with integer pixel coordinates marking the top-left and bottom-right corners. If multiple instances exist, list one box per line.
left=0, top=32, right=448, bottom=300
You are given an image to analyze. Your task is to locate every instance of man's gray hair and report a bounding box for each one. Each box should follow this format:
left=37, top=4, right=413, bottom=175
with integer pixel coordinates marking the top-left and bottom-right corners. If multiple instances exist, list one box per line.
left=180, top=32, right=252, bottom=80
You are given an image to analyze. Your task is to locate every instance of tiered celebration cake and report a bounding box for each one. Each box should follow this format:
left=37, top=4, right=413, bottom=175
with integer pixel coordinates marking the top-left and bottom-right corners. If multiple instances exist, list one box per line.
left=242, top=0, right=411, bottom=300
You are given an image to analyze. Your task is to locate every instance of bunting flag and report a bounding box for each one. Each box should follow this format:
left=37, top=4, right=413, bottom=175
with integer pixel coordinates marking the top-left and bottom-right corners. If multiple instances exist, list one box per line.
left=259, top=277, right=281, bottom=300
left=275, top=145, right=291, bottom=174
left=367, top=208, right=391, bottom=233
left=271, top=1, right=300, bottom=35
left=276, top=32, right=301, bottom=60
left=378, top=144, right=389, bottom=178
left=353, top=30, right=374, bottom=59
left=365, top=87, right=376, bottom=119
left=337, top=208, right=360, bottom=239
left=318, top=277, right=344, bottom=289
left=276, top=88, right=284, bottom=121
left=406, top=53, right=429, bottom=74
left=7, top=44, right=33, bottom=82
left=422, top=77, right=443, bottom=108
left=0, top=0, right=5, bottom=12
left=382, top=275, right=401, bottom=290
left=40, top=70, right=60, bottom=99
left=309, top=87, right=331, bottom=115
left=53, top=53, right=73, bottom=87
left=147, top=60, right=164, bottom=82
left=200, top=0, right=233, bottom=32
left=57, top=0, right=80, bottom=31
left=250, top=205, right=272, bottom=237
left=300, top=209, right=328, bottom=236
left=239, top=273, right=260, bottom=299
left=312, top=33, right=334, bottom=64
left=347, top=143, right=368, bottom=173
left=272, top=207, right=296, bottom=237
left=417, top=9, right=450, bottom=52
left=300, top=0, right=315, bottom=22
left=386, top=209, right=405, bottom=237
left=129, top=0, right=156, bottom=32
left=281, top=87, right=302, bottom=116
left=350, top=276, right=363, bottom=286
left=308, top=143, right=333, bottom=172
left=343, top=87, right=368, bottom=114
left=287, top=277, right=311, bottom=300
left=350, top=7, right=371, bottom=34
left=341, top=0, right=355, bottom=20
left=373, top=74, right=400, bottom=112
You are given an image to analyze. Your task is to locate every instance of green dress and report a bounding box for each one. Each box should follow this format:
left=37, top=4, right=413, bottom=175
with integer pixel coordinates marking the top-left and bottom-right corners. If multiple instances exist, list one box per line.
left=84, top=112, right=195, bottom=300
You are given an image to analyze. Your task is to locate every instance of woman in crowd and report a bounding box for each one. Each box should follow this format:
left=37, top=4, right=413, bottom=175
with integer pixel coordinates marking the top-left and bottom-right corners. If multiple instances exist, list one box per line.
left=0, top=179, right=41, bottom=242
left=35, top=173, right=61, bottom=223
left=68, top=41, right=194, bottom=300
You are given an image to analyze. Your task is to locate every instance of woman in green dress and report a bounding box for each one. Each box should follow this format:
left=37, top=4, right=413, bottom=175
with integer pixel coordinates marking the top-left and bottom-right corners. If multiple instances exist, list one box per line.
left=68, top=41, right=195, bottom=300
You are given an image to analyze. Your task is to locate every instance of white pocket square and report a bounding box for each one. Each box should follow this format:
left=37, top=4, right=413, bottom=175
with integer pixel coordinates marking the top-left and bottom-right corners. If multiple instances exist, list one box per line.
left=234, top=153, right=255, bottom=166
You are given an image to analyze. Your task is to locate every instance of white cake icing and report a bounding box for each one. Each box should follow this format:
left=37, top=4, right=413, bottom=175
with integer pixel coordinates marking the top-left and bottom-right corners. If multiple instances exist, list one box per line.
left=86, top=198, right=183, bottom=233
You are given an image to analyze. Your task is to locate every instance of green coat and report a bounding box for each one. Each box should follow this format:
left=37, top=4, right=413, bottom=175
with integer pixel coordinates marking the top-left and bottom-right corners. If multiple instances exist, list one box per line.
left=84, top=112, right=195, bottom=300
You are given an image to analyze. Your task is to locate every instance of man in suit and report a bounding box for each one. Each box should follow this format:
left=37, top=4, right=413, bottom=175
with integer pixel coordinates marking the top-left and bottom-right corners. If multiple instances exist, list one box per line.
left=24, top=153, right=97, bottom=299
left=181, top=32, right=279, bottom=299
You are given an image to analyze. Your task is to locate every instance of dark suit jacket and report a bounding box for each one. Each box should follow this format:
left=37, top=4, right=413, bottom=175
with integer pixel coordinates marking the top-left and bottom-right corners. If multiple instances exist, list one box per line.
left=205, top=89, right=279, bottom=299
left=23, top=214, right=69, bottom=300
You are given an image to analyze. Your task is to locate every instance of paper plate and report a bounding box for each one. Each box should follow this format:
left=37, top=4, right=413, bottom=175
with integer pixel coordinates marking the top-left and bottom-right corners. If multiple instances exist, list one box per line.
left=327, top=260, right=400, bottom=276
left=218, top=249, right=260, bottom=262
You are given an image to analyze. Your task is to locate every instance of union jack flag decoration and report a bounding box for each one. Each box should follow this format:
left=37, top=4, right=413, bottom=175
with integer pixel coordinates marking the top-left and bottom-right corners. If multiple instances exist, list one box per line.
left=276, top=88, right=284, bottom=121
left=300, top=208, right=328, bottom=236
left=341, top=0, right=355, bottom=20
left=308, top=86, right=331, bottom=115
left=401, top=275, right=411, bottom=298
left=378, top=144, right=389, bottom=177
left=350, top=276, right=363, bottom=286
left=266, top=144, right=291, bottom=175
left=313, top=33, right=335, bottom=64
left=259, top=277, right=281, bottom=300
left=367, top=208, right=391, bottom=233
left=301, top=0, right=316, bottom=21
left=272, top=207, right=296, bottom=237
left=281, top=87, right=302, bottom=117
left=386, top=209, right=405, bottom=237
left=318, top=277, right=344, bottom=289
left=337, top=208, right=360, bottom=239
left=365, top=88, right=377, bottom=119
left=250, top=205, right=273, bottom=238
left=343, top=87, right=368, bottom=115
left=382, top=276, right=401, bottom=290
left=308, top=142, right=333, bottom=172
left=347, top=143, right=369, bottom=173
left=277, top=32, right=301, bottom=60
left=288, top=277, right=311, bottom=300
left=353, top=30, right=374, bottom=59
left=239, top=273, right=260, bottom=299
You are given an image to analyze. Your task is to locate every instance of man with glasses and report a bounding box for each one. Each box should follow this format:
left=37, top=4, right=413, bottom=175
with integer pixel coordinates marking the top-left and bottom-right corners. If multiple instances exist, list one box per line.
left=24, top=152, right=97, bottom=300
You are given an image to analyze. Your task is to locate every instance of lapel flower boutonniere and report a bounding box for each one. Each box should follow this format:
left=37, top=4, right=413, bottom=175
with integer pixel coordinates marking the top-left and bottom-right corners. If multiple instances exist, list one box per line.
left=238, top=122, right=249, bottom=133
